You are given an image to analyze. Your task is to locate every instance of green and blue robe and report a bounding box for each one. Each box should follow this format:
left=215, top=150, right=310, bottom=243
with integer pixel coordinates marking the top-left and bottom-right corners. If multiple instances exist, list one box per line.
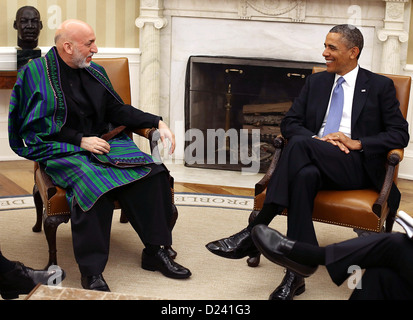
left=9, top=48, right=157, bottom=212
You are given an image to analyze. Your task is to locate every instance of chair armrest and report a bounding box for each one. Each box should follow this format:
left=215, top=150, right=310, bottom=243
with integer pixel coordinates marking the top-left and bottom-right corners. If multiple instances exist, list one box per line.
left=132, top=128, right=158, bottom=141
left=101, top=126, right=127, bottom=141
left=131, top=127, right=161, bottom=159
left=36, top=163, right=59, bottom=200
left=254, top=136, right=285, bottom=196
left=372, top=149, right=403, bottom=216
left=388, top=148, right=404, bottom=162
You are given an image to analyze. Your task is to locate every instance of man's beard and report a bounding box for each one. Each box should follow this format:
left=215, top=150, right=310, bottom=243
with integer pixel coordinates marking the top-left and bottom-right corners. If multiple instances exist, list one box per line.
left=72, top=47, right=93, bottom=68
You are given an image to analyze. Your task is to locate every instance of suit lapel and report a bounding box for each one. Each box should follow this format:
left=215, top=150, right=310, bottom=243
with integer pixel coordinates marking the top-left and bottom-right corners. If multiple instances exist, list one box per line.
left=351, top=68, right=370, bottom=130
left=315, top=72, right=335, bottom=130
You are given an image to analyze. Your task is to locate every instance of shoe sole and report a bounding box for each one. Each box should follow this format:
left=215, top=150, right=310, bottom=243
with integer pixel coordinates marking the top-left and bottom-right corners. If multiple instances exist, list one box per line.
left=251, top=232, right=317, bottom=277
left=0, top=287, right=33, bottom=300
left=0, top=291, right=19, bottom=299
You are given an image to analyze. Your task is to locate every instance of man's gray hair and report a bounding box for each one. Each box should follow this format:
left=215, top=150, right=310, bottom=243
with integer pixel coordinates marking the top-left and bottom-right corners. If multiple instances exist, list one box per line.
left=329, top=24, right=364, bottom=59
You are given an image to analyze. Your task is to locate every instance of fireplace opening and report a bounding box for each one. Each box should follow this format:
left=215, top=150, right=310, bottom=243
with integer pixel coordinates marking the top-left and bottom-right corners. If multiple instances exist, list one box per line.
left=184, top=55, right=324, bottom=173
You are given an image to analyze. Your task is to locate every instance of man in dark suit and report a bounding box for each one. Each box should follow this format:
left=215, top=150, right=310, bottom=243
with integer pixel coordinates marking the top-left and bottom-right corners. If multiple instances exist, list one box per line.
left=250, top=225, right=413, bottom=300
left=206, top=24, right=409, bottom=300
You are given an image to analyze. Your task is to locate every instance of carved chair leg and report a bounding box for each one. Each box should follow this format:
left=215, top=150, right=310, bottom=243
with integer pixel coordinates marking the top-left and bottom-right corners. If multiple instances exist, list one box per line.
left=247, top=254, right=261, bottom=267
left=247, top=210, right=261, bottom=267
left=385, top=209, right=397, bottom=233
left=32, top=184, right=43, bottom=233
left=43, top=215, right=70, bottom=269
left=44, top=220, right=58, bottom=269
left=119, top=210, right=129, bottom=223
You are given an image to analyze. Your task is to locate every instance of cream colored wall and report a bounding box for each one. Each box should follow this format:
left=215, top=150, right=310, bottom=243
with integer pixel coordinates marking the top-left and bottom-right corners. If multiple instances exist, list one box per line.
left=408, top=3, right=413, bottom=64
left=4, top=0, right=413, bottom=65
left=0, top=0, right=140, bottom=48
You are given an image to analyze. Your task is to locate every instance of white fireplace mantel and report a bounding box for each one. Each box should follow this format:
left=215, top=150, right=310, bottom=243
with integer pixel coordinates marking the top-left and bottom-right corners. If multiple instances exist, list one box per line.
left=135, top=0, right=413, bottom=180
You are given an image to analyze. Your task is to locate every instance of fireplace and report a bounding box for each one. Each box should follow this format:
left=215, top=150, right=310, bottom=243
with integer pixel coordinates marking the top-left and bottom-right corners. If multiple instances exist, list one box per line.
left=184, top=55, right=324, bottom=172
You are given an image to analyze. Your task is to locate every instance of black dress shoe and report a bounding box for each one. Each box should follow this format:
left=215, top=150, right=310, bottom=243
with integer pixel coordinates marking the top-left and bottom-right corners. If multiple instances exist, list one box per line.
left=205, top=228, right=258, bottom=259
left=251, top=225, right=318, bottom=277
left=269, top=270, right=305, bottom=300
left=81, top=274, right=110, bottom=292
left=0, top=262, right=65, bottom=299
left=142, top=248, right=191, bottom=279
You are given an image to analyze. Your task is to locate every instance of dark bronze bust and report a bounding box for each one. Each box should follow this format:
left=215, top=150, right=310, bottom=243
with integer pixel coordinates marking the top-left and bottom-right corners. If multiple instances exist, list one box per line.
left=14, top=6, right=43, bottom=69
left=14, top=6, right=43, bottom=49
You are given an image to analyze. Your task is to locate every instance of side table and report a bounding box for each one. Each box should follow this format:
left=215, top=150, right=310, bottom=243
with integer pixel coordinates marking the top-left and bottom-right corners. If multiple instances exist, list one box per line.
left=0, top=71, right=18, bottom=89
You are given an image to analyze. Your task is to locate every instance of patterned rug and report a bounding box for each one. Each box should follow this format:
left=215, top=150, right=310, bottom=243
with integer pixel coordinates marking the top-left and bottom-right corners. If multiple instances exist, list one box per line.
left=0, top=193, right=254, bottom=211
left=0, top=193, right=359, bottom=301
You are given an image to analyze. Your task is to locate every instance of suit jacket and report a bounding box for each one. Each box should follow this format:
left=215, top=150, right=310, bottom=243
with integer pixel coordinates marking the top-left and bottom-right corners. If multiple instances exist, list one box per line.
left=280, top=67, right=410, bottom=210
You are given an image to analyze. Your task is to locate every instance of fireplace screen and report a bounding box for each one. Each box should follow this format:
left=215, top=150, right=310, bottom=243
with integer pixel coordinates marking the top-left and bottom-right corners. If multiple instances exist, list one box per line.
left=184, top=56, right=323, bottom=173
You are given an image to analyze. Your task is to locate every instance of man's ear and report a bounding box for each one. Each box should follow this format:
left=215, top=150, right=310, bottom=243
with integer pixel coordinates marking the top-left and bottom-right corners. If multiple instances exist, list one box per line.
left=350, top=46, right=360, bottom=60
left=13, top=20, right=17, bottom=30
left=63, top=42, right=73, bottom=54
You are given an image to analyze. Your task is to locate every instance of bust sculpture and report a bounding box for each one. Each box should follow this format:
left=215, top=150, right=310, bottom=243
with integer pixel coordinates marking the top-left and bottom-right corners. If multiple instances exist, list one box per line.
left=14, top=6, right=43, bottom=69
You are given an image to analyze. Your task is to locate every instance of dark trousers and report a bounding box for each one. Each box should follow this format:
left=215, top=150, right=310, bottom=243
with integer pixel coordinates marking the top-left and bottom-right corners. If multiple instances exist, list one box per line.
left=0, top=252, right=16, bottom=274
left=325, top=232, right=413, bottom=300
left=263, top=136, right=370, bottom=245
left=70, top=164, right=173, bottom=276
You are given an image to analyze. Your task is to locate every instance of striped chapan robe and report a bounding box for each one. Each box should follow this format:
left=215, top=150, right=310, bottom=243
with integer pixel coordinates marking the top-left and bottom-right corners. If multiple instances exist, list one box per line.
left=8, top=47, right=157, bottom=212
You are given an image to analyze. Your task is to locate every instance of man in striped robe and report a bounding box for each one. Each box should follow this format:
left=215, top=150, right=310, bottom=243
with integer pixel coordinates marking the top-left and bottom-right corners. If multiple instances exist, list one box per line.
left=8, top=19, right=191, bottom=291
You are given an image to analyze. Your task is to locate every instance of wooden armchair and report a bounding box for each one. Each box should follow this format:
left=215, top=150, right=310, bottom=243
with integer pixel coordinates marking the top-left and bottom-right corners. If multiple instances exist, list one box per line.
left=247, top=69, right=411, bottom=267
left=31, top=58, right=178, bottom=268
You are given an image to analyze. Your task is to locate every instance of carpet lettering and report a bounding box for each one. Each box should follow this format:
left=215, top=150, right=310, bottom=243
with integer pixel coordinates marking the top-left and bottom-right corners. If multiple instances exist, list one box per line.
left=174, top=194, right=252, bottom=210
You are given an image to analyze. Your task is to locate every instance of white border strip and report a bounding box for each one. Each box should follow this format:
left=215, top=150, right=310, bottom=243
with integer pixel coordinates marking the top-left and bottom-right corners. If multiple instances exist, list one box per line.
left=0, top=196, right=35, bottom=211
left=0, top=47, right=142, bottom=70
left=0, top=193, right=254, bottom=211
left=174, top=193, right=253, bottom=210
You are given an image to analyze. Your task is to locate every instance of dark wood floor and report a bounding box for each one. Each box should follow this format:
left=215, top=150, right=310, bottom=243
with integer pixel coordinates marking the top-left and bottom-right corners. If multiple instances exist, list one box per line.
left=1, top=160, right=412, bottom=215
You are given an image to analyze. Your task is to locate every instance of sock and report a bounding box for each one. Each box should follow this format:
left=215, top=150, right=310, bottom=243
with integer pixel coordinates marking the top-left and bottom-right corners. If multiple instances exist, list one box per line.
left=0, top=252, right=17, bottom=274
left=285, top=242, right=326, bottom=266
left=144, top=244, right=161, bottom=256
left=247, top=203, right=283, bottom=230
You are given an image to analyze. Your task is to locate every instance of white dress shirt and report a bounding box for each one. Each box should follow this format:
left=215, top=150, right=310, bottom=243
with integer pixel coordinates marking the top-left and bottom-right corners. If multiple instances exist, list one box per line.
left=318, top=65, right=359, bottom=138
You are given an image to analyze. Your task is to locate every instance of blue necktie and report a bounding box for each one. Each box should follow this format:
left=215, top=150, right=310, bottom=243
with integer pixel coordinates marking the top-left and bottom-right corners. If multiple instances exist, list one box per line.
left=323, top=77, right=345, bottom=137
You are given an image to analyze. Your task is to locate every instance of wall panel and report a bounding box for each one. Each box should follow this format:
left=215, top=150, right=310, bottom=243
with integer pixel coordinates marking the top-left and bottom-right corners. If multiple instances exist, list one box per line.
left=0, top=0, right=140, bottom=48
